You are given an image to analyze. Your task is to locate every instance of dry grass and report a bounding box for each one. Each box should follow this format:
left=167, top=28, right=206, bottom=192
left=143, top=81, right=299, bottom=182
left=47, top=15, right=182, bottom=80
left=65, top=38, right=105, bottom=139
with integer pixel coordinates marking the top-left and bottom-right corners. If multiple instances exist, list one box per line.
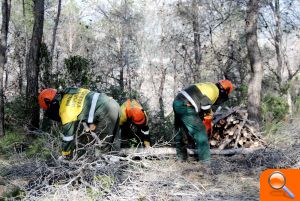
left=0, top=115, right=299, bottom=200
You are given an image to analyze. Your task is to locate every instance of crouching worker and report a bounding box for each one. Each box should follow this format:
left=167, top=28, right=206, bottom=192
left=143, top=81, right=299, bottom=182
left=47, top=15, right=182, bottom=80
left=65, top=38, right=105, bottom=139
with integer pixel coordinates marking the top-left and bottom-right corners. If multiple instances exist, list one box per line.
left=38, top=87, right=120, bottom=159
left=119, top=99, right=150, bottom=148
left=173, top=80, right=233, bottom=162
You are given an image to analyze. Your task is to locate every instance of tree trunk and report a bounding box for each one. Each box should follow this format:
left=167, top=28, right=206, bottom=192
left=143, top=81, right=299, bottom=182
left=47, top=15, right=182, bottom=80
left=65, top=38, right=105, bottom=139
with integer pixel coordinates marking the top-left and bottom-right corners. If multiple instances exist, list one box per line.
left=50, top=0, right=62, bottom=68
left=158, top=67, right=167, bottom=120
left=0, top=0, right=11, bottom=137
left=245, top=0, right=263, bottom=123
left=173, top=60, right=177, bottom=98
left=26, top=0, right=44, bottom=129
left=19, top=0, right=27, bottom=94
left=119, top=53, right=124, bottom=92
left=192, top=0, right=201, bottom=82
left=273, top=0, right=283, bottom=84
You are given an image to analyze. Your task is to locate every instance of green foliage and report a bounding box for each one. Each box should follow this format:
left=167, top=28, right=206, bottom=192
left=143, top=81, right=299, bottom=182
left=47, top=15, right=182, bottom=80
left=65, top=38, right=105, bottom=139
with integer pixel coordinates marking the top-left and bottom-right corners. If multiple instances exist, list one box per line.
left=87, top=175, right=115, bottom=200
left=128, top=138, right=139, bottom=148
left=239, top=84, right=248, bottom=101
left=295, top=96, right=300, bottom=113
left=0, top=126, right=59, bottom=160
left=263, top=121, right=285, bottom=137
left=4, top=95, right=28, bottom=129
left=0, top=131, right=26, bottom=155
left=262, top=95, right=289, bottom=123
left=2, top=186, right=23, bottom=200
left=279, top=82, right=291, bottom=95
left=64, top=55, right=93, bottom=87
left=25, top=137, right=52, bottom=160
left=149, top=112, right=175, bottom=144
left=39, top=42, right=52, bottom=87
left=107, top=85, right=141, bottom=104
left=94, top=175, right=114, bottom=191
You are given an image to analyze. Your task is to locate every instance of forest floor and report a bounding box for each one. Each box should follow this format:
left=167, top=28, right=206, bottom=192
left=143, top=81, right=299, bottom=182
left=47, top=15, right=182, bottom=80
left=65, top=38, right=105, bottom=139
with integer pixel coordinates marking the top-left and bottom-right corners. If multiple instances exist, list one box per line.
left=0, top=115, right=299, bottom=201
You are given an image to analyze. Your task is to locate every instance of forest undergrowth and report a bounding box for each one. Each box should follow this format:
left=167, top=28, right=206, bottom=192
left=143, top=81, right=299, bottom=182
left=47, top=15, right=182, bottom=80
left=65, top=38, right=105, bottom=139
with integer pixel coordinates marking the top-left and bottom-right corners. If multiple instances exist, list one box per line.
left=0, top=115, right=299, bottom=201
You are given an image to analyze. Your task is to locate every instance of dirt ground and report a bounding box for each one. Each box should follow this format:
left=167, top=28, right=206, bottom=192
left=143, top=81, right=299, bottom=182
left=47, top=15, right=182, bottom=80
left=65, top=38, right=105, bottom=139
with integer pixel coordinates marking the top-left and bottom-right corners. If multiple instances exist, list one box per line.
left=0, top=115, right=299, bottom=200
left=108, top=115, right=300, bottom=201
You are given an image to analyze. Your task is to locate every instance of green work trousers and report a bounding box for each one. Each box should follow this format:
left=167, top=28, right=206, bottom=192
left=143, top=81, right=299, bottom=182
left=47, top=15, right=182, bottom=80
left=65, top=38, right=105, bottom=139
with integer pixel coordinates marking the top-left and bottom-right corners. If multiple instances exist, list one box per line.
left=173, top=98, right=210, bottom=161
left=94, top=97, right=121, bottom=153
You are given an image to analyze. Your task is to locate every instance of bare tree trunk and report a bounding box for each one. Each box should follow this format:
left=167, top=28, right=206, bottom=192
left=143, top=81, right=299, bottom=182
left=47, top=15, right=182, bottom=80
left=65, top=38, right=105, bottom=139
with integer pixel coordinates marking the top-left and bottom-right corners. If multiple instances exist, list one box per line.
left=125, top=52, right=131, bottom=97
left=270, top=0, right=295, bottom=114
left=0, top=0, right=11, bottom=137
left=274, top=0, right=282, bottom=84
left=26, top=0, right=44, bottom=129
left=50, top=0, right=62, bottom=67
left=119, top=48, right=125, bottom=92
left=192, top=0, right=201, bottom=81
left=158, top=67, right=167, bottom=120
left=269, top=0, right=283, bottom=85
left=245, top=0, right=263, bottom=123
left=19, top=0, right=27, bottom=94
left=173, top=60, right=177, bottom=98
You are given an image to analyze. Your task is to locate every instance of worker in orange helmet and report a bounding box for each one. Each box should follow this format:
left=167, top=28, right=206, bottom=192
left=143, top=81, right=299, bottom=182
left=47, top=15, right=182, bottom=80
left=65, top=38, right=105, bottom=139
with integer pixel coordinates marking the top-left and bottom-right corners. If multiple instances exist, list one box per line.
left=173, top=80, right=233, bottom=162
left=38, top=87, right=120, bottom=159
left=119, top=98, right=150, bottom=148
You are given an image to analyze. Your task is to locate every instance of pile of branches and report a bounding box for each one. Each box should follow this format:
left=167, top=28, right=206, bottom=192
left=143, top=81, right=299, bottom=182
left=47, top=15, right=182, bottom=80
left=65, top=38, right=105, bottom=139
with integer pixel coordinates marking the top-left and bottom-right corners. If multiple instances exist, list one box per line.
left=24, top=154, right=126, bottom=200
left=210, top=107, right=265, bottom=150
left=22, top=126, right=137, bottom=200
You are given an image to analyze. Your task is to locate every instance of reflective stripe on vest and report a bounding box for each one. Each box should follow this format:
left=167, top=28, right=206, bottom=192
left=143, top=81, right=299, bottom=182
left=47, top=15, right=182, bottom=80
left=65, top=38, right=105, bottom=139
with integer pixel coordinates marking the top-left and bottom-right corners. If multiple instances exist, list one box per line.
left=180, top=90, right=199, bottom=112
left=201, top=105, right=211, bottom=110
left=141, top=130, right=149, bottom=135
left=88, top=93, right=100, bottom=123
left=63, top=135, right=74, bottom=142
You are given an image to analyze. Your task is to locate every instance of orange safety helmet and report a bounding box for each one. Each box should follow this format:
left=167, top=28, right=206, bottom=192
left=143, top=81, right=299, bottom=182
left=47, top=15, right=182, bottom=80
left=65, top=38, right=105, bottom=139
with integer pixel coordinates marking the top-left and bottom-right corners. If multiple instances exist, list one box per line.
left=130, top=108, right=146, bottom=125
left=218, top=80, right=233, bottom=95
left=38, top=88, right=57, bottom=110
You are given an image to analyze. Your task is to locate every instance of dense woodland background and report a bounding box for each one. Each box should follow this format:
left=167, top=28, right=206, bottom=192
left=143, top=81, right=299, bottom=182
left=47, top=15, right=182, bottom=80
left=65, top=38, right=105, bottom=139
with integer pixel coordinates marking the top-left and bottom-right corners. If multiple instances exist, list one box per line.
left=0, top=0, right=299, bottom=142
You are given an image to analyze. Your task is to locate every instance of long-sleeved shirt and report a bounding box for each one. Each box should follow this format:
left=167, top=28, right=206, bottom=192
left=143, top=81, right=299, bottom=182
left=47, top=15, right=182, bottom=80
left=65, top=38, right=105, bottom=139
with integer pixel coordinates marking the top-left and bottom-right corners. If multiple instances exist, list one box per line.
left=56, top=87, right=114, bottom=155
left=119, top=99, right=150, bottom=145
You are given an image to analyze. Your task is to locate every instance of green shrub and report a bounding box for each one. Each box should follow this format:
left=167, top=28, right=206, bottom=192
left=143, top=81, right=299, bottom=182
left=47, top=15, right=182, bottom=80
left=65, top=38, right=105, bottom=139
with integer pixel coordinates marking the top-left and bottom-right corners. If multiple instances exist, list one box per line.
left=0, top=131, right=26, bottom=155
left=0, top=129, right=59, bottom=160
left=64, top=55, right=93, bottom=87
left=295, top=96, right=300, bottom=113
left=25, top=136, right=52, bottom=160
left=262, top=95, right=289, bottom=122
left=149, top=112, right=175, bottom=144
left=4, top=95, right=28, bottom=129
left=107, top=85, right=142, bottom=105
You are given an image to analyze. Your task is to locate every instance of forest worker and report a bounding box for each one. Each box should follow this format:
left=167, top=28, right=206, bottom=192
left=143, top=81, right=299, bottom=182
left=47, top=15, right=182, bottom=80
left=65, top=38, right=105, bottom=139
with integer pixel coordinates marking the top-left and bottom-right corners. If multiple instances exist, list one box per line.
left=119, top=98, right=150, bottom=148
left=173, top=80, right=233, bottom=162
left=38, top=87, right=120, bottom=159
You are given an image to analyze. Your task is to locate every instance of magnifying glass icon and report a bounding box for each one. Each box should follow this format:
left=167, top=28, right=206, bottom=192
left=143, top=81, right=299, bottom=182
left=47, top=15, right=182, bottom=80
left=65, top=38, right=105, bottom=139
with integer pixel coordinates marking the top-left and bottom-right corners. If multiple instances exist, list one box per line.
left=268, top=171, right=295, bottom=199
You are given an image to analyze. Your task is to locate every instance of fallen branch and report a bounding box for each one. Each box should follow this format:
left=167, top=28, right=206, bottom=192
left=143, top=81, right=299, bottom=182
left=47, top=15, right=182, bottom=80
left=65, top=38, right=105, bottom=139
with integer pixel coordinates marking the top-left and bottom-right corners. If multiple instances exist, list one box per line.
left=118, top=147, right=264, bottom=156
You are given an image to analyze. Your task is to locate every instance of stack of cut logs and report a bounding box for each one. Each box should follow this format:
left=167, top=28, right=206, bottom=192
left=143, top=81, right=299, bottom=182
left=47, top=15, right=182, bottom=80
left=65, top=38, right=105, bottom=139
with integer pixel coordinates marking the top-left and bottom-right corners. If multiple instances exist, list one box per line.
left=210, top=107, right=265, bottom=149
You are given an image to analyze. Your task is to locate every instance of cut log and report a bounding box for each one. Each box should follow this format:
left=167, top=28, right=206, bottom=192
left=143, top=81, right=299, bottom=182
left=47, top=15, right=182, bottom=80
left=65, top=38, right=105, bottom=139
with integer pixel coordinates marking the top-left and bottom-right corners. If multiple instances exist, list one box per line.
left=210, top=107, right=265, bottom=150
left=218, top=137, right=233, bottom=150
left=218, top=125, right=239, bottom=150
left=210, top=140, right=217, bottom=146
left=117, top=147, right=264, bottom=157
left=234, top=114, right=248, bottom=148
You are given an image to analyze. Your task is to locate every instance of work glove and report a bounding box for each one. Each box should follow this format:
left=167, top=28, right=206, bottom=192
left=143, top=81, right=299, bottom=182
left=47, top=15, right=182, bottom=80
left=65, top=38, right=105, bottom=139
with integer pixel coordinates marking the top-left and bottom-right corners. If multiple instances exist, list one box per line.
left=59, top=151, right=73, bottom=161
left=143, top=140, right=151, bottom=148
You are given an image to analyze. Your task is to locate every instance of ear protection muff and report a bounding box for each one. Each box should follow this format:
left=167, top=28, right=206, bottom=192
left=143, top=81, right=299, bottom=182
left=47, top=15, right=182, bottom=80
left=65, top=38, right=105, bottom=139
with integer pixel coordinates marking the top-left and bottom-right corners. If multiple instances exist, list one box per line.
left=45, top=99, right=61, bottom=122
left=216, top=82, right=229, bottom=103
